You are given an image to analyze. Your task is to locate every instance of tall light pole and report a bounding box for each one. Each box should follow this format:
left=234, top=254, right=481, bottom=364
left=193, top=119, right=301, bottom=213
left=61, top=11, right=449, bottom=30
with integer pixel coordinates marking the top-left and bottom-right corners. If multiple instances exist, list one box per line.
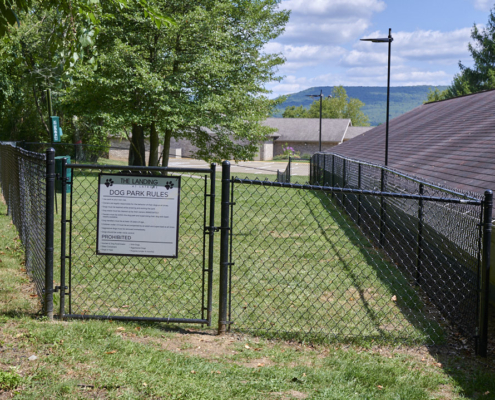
left=361, top=28, right=393, bottom=166
left=306, top=90, right=332, bottom=152
left=361, top=28, right=393, bottom=248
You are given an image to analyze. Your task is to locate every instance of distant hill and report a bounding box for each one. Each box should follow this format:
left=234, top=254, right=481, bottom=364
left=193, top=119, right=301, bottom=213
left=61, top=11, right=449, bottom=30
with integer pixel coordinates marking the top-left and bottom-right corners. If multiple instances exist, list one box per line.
left=272, top=85, right=448, bottom=126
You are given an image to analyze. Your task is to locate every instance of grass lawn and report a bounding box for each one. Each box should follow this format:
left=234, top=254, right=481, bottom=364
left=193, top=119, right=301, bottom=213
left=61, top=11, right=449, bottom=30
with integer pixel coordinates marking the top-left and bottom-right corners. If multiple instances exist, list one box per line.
left=2, top=199, right=495, bottom=398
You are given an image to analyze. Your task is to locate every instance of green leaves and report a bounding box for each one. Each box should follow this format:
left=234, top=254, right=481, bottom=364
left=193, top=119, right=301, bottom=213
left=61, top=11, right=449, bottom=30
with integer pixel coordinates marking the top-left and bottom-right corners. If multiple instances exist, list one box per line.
left=283, top=86, right=370, bottom=127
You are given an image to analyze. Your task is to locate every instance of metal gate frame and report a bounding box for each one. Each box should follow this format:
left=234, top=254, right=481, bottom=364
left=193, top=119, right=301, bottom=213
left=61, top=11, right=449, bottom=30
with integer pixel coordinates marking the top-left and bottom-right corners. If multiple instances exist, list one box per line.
left=57, top=159, right=217, bottom=325
left=218, top=161, right=493, bottom=357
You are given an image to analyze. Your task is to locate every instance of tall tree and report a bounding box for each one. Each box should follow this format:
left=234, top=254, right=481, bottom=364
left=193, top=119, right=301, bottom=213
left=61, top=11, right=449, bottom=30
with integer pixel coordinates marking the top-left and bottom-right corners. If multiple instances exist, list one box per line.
left=282, top=86, right=369, bottom=127
left=432, top=8, right=495, bottom=101
left=66, top=0, right=288, bottom=166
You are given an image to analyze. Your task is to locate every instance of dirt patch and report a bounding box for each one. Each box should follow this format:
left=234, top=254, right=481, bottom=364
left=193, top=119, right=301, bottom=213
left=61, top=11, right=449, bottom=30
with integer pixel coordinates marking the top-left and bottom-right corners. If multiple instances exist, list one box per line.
left=270, top=390, right=308, bottom=399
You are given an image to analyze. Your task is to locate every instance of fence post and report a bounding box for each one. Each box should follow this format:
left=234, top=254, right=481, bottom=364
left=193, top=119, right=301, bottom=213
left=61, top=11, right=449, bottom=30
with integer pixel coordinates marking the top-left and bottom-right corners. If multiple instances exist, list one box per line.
left=415, top=183, right=424, bottom=286
left=342, top=158, right=347, bottom=208
left=379, top=169, right=386, bottom=247
left=59, top=158, right=68, bottom=318
left=478, top=190, right=493, bottom=357
left=357, top=163, right=362, bottom=226
left=44, top=148, right=55, bottom=320
left=206, top=163, right=216, bottom=325
left=218, top=161, right=231, bottom=335
left=310, top=155, right=313, bottom=184
left=331, top=155, right=335, bottom=198
left=322, top=154, right=327, bottom=186
left=288, top=156, right=291, bottom=183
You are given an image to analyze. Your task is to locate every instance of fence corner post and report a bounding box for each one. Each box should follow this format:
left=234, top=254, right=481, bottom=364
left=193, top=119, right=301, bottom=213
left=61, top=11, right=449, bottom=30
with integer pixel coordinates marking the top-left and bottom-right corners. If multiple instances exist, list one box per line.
left=45, top=148, right=55, bottom=320
left=218, top=161, right=231, bottom=335
left=478, top=190, right=493, bottom=357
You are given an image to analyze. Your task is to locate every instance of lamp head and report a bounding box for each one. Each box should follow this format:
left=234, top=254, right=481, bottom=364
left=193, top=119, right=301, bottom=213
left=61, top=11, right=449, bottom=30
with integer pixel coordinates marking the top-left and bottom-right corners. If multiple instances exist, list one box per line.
left=360, top=28, right=393, bottom=43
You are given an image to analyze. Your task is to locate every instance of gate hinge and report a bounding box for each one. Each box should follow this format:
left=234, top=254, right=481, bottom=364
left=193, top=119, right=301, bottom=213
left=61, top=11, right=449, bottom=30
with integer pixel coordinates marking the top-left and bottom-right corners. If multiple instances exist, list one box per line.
left=53, top=286, right=68, bottom=293
left=55, top=173, right=70, bottom=183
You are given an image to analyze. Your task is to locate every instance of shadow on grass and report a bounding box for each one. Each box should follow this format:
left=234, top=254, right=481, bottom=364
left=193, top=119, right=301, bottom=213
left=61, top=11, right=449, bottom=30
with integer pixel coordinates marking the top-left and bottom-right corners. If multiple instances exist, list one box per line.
left=309, top=190, right=445, bottom=344
left=310, top=189, right=495, bottom=398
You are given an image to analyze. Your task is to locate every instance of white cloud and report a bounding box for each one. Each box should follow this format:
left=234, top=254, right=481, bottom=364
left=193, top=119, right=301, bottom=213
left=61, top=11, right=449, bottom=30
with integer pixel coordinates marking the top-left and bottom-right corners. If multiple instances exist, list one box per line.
left=346, top=65, right=450, bottom=85
left=280, top=0, right=386, bottom=16
left=265, top=43, right=346, bottom=72
left=345, top=28, right=472, bottom=67
left=472, top=0, right=492, bottom=11
left=264, top=1, right=475, bottom=98
left=277, top=0, right=386, bottom=45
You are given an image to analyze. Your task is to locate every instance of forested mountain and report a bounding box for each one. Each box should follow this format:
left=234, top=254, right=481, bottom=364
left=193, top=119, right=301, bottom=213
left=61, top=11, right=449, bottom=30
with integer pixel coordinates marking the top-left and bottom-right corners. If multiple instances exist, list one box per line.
left=273, top=86, right=448, bottom=126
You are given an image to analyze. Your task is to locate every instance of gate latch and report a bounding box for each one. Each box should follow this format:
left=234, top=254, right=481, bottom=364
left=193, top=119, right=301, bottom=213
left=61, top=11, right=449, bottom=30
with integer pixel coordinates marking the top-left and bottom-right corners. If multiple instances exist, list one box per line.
left=53, top=286, right=68, bottom=293
left=205, top=226, right=220, bottom=233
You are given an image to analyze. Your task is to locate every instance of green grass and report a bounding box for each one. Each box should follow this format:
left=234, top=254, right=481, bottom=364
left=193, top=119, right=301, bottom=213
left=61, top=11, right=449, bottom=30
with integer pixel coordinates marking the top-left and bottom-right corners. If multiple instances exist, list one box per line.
left=2, top=196, right=495, bottom=398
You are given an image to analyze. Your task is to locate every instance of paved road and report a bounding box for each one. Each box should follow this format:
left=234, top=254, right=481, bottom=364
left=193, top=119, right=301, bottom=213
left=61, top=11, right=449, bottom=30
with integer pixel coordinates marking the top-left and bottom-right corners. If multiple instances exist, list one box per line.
left=167, top=159, right=310, bottom=176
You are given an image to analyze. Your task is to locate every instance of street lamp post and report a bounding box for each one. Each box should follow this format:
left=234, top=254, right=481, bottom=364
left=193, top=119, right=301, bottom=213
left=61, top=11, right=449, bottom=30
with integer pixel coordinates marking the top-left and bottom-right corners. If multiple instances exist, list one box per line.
left=361, top=28, right=393, bottom=248
left=306, top=90, right=332, bottom=152
left=360, top=28, right=393, bottom=166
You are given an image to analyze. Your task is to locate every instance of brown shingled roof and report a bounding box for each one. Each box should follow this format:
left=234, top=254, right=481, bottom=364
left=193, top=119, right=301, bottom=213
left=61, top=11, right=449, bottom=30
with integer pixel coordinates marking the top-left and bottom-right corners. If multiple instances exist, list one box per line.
left=331, top=89, right=495, bottom=195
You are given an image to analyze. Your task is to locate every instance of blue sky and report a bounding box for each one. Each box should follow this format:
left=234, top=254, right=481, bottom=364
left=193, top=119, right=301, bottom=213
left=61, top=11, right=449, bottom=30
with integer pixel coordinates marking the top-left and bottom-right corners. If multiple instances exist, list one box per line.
left=265, top=0, right=492, bottom=97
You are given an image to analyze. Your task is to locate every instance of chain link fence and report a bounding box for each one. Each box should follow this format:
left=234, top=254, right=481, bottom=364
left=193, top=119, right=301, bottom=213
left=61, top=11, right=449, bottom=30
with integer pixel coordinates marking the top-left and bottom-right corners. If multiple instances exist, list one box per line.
left=307, top=152, right=491, bottom=353
left=226, top=175, right=487, bottom=351
left=17, top=142, right=109, bottom=163
left=0, top=142, right=48, bottom=301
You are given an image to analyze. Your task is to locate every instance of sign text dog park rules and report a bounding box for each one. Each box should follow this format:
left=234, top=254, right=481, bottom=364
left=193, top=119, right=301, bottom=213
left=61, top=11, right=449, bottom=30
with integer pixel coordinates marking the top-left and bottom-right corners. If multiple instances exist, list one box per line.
left=97, top=174, right=181, bottom=258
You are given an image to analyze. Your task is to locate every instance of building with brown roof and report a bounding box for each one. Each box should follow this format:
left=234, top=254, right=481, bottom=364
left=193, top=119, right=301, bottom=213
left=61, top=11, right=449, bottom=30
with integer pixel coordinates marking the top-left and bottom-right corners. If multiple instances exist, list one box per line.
left=332, top=89, right=495, bottom=195
left=262, top=118, right=371, bottom=157
left=109, top=118, right=372, bottom=162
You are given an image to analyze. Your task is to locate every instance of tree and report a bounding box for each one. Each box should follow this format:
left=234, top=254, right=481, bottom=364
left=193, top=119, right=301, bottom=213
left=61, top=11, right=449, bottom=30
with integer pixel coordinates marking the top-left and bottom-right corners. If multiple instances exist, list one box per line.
left=282, top=105, right=308, bottom=118
left=439, top=8, right=495, bottom=100
left=0, top=0, right=174, bottom=145
left=282, top=86, right=369, bottom=126
left=65, top=0, right=288, bottom=166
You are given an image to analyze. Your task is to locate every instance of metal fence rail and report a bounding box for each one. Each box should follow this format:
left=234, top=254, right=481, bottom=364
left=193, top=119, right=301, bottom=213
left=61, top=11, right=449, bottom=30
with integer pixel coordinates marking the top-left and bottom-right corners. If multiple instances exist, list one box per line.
left=276, top=156, right=291, bottom=183
left=309, top=152, right=492, bottom=355
left=0, top=143, right=50, bottom=307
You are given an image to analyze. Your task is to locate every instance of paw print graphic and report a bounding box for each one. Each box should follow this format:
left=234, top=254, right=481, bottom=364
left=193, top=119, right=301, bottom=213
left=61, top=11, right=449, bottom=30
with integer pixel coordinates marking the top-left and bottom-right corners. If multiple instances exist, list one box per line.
left=165, top=181, right=174, bottom=190
left=104, top=178, right=114, bottom=188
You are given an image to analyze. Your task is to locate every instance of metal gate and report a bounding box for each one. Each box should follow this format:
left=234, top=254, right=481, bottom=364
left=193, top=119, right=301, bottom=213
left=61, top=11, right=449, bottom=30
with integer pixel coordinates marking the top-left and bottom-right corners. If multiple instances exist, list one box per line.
left=217, top=161, right=492, bottom=356
left=58, top=161, right=216, bottom=325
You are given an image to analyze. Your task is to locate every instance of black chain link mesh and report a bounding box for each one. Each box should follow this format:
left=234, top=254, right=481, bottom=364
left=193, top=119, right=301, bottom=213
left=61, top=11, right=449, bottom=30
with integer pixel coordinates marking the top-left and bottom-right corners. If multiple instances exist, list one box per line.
left=0, top=143, right=46, bottom=301
left=65, top=166, right=213, bottom=322
left=18, top=142, right=108, bottom=163
left=305, top=153, right=484, bottom=347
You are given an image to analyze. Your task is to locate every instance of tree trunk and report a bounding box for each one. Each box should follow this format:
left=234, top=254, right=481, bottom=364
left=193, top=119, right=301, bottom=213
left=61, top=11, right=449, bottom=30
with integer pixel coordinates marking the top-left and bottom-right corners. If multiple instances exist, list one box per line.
left=128, top=123, right=146, bottom=166
left=161, top=127, right=172, bottom=167
left=148, top=121, right=159, bottom=166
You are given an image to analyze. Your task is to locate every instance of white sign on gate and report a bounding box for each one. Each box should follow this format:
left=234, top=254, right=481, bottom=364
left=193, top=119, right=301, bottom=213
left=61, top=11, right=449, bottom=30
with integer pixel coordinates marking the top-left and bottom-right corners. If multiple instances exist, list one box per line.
left=96, top=173, right=180, bottom=258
